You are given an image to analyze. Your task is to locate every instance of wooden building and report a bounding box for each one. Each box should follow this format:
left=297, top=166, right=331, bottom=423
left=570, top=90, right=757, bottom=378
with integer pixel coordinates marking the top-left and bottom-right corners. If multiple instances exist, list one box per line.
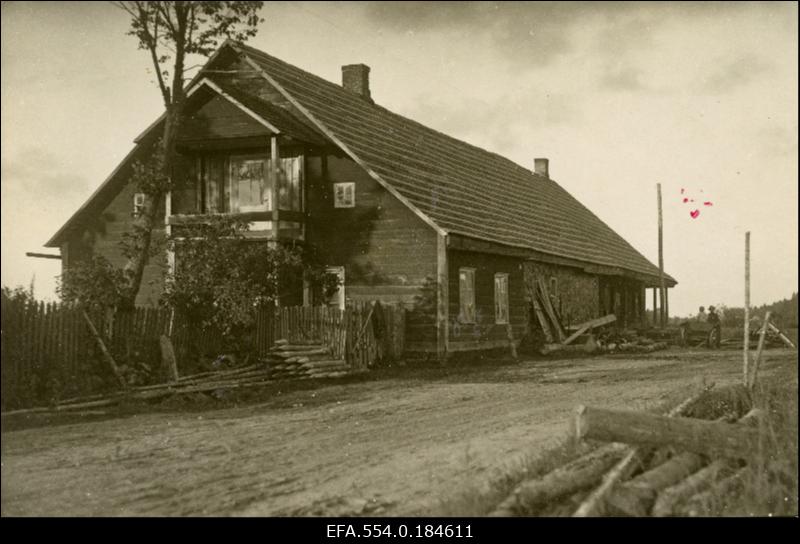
left=45, top=40, right=677, bottom=358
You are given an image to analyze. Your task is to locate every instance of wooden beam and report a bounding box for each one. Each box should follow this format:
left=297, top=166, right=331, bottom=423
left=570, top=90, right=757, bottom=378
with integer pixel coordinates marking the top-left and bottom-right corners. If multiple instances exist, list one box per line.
left=563, top=314, right=616, bottom=346
left=652, top=288, right=657, bottom=327
left=574, top=405, right=761, bottom=460
left=743, top=231, right=750, bottom=387
left=767, top=322, right=796, bottom=349
left=436, top=233, right=449, bottom=362
left=25, top=252, right=61, bottom=260
left=271, top=135, right=280, bottom=239
left=82, top=311, right=127, bottom=389
left=657, top=183, right=666, bottom=328
left=748, top=311, right=771, bottom=391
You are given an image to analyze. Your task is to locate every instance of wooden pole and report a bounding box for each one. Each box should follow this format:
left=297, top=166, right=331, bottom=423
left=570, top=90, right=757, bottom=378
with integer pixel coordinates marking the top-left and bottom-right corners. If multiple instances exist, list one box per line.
left=82, top=310, right=127, bottom=389
left=743, top=232, right=750, bottom=387
left=270, top=135, right=280, bottom=237
left=657, top=183, right=666, bottom=328
left=748, top=311, right=771, bottom=391
left=652, top=287, right=657, bottom=327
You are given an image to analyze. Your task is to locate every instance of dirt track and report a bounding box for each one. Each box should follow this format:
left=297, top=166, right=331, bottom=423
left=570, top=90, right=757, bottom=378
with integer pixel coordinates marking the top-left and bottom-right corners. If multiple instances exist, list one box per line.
left=2, top=349, right=795, bottom=516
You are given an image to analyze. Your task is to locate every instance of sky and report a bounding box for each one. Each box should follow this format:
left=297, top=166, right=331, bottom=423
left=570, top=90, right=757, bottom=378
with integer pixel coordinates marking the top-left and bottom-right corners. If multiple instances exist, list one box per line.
left=1, top=1, right=797, bottom=317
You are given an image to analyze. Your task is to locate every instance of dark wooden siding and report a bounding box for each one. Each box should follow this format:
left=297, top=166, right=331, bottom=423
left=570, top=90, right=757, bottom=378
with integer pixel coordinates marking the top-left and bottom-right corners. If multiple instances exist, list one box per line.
left=179, top=94, right=271, bottom=142
left=447, top=250, right=526, bottom=352
left=63, top=181, right=166, bottom=307
left=305, top=151, right=438, bottom=347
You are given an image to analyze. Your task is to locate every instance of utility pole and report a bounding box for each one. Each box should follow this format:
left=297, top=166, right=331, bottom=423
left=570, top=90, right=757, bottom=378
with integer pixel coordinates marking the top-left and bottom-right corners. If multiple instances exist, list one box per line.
left=743, top=231, right=751, bottom=386
left=657, top=183, right=666, bottom=328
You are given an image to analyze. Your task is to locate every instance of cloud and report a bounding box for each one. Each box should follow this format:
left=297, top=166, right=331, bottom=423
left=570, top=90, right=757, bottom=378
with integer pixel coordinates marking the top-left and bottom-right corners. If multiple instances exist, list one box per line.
left=757, top=124, right=798, bottom=159
left=360, top=1, right=622, bottom=69
left=599, top=64, right=648, bottom=91
left=400, top=89, right=581, bottom=157
left=699, top=54, right=772, bottom=94
left=1, top=148, right=90, bottom=200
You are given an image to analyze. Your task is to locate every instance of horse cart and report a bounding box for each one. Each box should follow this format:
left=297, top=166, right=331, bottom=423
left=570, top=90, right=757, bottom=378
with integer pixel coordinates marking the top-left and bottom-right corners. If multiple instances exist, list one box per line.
left=678, top=321, right=721, bottom=348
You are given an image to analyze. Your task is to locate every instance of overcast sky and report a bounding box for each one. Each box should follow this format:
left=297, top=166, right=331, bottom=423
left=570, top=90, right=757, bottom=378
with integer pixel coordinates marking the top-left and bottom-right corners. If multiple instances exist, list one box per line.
left=2, top=1, right=797, bottom=316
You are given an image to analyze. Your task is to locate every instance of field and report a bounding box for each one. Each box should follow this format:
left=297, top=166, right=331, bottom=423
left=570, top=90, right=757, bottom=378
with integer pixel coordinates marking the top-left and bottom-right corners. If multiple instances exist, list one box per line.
left=1, top=348, right=796, bottom=517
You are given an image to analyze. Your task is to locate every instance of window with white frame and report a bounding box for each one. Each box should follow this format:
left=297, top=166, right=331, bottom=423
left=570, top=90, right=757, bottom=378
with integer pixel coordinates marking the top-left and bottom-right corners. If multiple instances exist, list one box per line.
left=459, top=268, right=476, bottom=323
left=133, top=193, right=146, bottom=216
left=333, top=182, right=355, bottom=208
left=198, top=153, right=303, bottom=214
left=494, top=273, right=509, bottom=324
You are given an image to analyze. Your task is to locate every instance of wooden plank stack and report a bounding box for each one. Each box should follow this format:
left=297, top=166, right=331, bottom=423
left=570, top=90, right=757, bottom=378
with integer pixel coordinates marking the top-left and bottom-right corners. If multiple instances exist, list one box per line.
left=265, top=339, right=356, bottom=380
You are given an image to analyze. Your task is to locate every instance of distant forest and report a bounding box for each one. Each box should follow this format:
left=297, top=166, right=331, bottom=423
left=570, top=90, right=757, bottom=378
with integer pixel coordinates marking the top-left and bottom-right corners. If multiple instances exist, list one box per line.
left=732, top=292, right=799, bottom=328
left=650, top=293, right=798, bottom=329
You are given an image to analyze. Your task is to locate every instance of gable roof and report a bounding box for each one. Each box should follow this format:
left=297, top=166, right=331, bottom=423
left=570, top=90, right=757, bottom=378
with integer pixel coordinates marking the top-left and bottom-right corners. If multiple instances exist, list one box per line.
left=231, top=42, right=675, bottom=285
left=47, top=41, right=675, bottom=286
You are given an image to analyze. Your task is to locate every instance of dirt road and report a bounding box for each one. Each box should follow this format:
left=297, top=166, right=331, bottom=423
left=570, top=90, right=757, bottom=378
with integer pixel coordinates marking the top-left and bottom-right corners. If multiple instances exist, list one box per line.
left=2, top=349, right=795, bottom=516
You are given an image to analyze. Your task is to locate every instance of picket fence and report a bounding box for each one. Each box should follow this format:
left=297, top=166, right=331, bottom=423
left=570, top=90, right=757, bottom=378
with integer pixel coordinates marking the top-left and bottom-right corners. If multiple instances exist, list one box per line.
left=0, top=294, right=405, bottom=410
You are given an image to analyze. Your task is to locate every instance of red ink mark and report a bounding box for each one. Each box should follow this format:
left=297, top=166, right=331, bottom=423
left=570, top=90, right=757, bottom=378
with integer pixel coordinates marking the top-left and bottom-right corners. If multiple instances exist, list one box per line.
left=704, top=201, right=713, bottom=206
left=690, top=210, right=700, bottom=219
left=683, top=198, right=689, bottom=203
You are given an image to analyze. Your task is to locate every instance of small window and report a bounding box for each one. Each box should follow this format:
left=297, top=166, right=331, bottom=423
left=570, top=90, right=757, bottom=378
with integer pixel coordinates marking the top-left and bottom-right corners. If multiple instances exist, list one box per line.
left=459, top=268, right=476, bottom=323
left=333, top=182, right=355, bottom=208
left=550, top=277, right=558, bottom=297
left=133, top=193, right=146, bottom=216
left=495, top=273, right=509, bottom=324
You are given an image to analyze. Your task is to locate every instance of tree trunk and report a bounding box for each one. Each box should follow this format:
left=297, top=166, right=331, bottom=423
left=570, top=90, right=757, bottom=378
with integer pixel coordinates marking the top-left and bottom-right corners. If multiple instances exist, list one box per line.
left=575, top=405, right=761, bottom=460
left=489, top=444, right=627, bottom=516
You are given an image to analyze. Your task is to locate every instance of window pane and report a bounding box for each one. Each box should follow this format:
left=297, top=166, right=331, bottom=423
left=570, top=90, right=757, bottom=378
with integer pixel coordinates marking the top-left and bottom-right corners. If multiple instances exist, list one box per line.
left=277, top=157, right=302, bottom=211
left=203, top=157, right=225, bottom=213
left=460, top=268, right=475, bottom=323
left=231, top=157, right=267, bottom=212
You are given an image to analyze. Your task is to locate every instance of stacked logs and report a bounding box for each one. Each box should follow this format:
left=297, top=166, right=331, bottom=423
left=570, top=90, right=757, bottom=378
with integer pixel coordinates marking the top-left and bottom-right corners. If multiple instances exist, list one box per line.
left=266, top=339, right=355, bottom=380
left=489, top=385, right=763, bottom=517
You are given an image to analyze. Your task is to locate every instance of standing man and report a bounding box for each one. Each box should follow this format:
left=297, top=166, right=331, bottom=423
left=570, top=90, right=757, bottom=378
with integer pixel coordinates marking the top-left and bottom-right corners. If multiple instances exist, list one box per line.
left=707, top=305, right=721, bottom=348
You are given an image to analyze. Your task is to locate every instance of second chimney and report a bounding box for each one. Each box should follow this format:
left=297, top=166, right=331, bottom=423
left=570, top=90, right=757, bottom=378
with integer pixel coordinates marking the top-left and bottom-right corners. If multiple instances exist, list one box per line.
left=534, top=158, right=549, bottom=178
left=342, top=64, right=372, bottom=102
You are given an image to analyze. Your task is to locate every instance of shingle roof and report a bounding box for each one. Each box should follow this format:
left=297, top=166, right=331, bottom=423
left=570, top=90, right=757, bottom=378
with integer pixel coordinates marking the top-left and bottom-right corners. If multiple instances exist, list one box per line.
left=234, top=43, right=675, bottom=284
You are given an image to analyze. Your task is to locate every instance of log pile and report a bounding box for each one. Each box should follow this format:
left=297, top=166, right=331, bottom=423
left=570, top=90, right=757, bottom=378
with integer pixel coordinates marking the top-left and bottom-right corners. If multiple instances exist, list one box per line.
left=489, top=385, right=765, bottom=517
left=265, top=339, right=357, bottom=380
left=541, top=321, right=669, bottom=356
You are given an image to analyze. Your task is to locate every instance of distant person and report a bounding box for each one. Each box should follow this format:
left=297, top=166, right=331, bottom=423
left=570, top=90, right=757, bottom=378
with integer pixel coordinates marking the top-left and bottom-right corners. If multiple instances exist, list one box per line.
left=696, top=306, right=707, bottom=322
left=707, top=306, right=721, bottom=348
left=707, top=306, right=720, bottom=325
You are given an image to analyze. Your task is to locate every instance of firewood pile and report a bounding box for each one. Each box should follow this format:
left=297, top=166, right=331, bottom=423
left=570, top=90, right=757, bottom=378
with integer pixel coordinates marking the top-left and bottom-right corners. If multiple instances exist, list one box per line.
left=265, top=339, right=359, bottom=380
left=489, top=384, right=762, bottom=517
left=595, top=331, right=669, bottom=354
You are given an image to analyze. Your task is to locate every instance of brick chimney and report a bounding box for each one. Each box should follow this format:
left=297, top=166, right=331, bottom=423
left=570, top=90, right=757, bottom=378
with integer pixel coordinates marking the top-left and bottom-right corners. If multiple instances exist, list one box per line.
left=342, top=64, right=372, bottom=102
left=534, top=158, right=549, bottom=178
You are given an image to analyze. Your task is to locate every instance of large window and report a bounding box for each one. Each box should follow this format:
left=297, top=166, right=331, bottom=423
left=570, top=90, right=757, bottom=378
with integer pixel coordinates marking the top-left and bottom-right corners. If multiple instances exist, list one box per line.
left=495, top=273, right=509, bottom=324
left=459, top=268, right=476, bottom=323
left=199, top=153, right=302, bottom=214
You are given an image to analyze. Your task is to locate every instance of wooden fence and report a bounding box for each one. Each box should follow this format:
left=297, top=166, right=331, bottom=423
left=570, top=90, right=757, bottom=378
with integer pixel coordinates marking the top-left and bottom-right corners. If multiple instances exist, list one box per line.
left=1, top=295, right=405, bottom=410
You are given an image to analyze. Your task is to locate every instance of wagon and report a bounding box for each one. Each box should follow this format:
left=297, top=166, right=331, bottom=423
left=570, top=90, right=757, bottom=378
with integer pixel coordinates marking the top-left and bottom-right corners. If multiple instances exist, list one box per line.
left=678, top=321, right=721, bottom=348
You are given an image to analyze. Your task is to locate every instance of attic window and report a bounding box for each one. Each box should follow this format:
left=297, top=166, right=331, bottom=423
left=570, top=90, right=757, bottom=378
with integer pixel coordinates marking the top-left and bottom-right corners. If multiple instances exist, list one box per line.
left=333, top=182, right=355, bottom=208
left=133, top=193, right=146, bottom=216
